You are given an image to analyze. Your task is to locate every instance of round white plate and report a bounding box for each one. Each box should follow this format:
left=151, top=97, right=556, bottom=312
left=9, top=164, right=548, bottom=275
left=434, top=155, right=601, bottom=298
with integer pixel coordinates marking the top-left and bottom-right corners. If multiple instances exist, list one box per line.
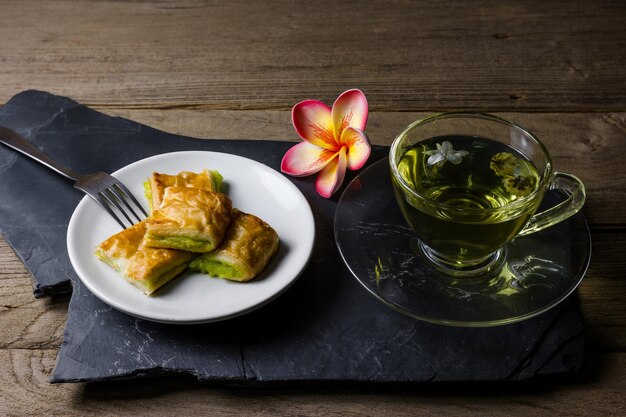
left=67, top=151, right=315, bottom=324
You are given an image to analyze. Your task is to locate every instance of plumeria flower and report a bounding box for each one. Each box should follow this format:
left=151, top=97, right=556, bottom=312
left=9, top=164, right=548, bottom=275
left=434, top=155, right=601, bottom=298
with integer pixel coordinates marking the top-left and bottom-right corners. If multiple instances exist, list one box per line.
left=281, top=89, right=371, bottom=198
left=424, top=141, right=469, bottom=166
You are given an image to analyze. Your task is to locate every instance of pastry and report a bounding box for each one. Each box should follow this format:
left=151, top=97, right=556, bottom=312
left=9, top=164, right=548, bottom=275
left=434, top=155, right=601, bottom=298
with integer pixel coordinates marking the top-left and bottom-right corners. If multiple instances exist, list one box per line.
left=145, top=169, right=223, bottom=210
left=190, top=209, right=279, bottom=282
left=144, top=186, right=232, bottom=252
left=94, top=220, right=196, bottom=295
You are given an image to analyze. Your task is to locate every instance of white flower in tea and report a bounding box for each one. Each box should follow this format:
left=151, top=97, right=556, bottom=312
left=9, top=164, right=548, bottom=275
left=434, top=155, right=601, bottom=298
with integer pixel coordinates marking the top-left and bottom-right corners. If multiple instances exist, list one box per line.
left=424, top=141, right=469, bottom=166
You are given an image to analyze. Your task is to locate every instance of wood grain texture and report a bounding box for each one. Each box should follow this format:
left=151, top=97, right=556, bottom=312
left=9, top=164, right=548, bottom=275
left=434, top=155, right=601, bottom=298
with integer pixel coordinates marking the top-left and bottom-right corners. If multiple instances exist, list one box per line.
left=579, top=232, right=626, bottom=352
left=0, top=0, right=625, bottom=414
left=0, top=0, right=624, bottom=111
left=0, top=349, right=624, bottom=417
left=0, top=241, right=67, bottom=351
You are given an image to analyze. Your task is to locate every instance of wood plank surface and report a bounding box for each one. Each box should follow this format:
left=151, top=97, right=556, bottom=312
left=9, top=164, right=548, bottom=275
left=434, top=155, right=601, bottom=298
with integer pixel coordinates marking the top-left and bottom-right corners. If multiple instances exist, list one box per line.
left=1, top=0, right=625, bottom=415
left=0, top=0, right=624, bottom=111
left=0, top=349, right=624, bottom=417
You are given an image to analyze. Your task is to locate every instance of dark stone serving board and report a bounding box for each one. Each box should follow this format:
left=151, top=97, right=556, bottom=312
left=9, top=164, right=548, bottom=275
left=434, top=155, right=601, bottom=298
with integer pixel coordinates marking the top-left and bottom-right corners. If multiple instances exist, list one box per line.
left=0, top=90, right=584, bottom=383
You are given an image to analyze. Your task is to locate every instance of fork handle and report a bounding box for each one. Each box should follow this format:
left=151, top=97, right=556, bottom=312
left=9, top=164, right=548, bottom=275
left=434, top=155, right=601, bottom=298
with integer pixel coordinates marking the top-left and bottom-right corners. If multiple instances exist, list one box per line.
left=0, top=126, right=79, bottom=181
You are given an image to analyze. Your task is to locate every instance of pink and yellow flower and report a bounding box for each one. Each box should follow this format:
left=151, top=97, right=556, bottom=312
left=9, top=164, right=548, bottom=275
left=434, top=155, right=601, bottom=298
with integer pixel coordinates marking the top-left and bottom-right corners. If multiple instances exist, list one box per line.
left=281, top=89, right=371, bottom=198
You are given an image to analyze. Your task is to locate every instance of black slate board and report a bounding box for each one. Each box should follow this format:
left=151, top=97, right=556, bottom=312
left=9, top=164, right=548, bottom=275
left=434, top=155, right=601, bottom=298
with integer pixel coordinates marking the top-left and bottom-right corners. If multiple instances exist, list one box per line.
left=0, top=90, right=584, bottom=383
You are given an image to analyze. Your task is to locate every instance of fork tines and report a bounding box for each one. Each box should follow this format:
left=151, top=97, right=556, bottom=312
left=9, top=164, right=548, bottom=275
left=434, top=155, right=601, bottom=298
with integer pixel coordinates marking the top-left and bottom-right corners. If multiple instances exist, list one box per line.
left=96, top=182, right=148, bottom=229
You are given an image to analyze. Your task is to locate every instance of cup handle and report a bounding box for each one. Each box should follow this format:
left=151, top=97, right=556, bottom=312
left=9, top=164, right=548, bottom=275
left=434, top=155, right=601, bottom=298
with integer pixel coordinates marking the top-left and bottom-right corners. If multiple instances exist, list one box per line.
left=517, top=172, right=586, bottom=237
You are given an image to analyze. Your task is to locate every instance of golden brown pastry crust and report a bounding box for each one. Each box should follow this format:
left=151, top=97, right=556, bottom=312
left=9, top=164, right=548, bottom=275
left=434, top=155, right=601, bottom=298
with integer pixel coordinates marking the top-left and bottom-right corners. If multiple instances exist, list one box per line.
left=144, top=187, right=232, bottom=252
left=191, top=208, right=279, bottom=281
left=94, top=221, right=196, bottom=295
left=149, top=170, right=220, bottom=209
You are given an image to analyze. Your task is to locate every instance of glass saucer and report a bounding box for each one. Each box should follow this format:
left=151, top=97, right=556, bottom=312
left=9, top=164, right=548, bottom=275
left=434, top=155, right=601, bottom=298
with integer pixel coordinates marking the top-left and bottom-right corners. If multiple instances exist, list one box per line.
left=334, top=158, right=591, bottom=327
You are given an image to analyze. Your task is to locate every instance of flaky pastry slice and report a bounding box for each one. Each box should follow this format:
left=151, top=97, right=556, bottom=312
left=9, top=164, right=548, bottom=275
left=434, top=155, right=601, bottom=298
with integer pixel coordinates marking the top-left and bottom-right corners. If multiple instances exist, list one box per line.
left=145, top=169, right=223, bottom=211
left=94, top=221, right=196, bottom=295
left=144, top=186, right=232, bottom=253
left=189, top=209, right=279, bottom=282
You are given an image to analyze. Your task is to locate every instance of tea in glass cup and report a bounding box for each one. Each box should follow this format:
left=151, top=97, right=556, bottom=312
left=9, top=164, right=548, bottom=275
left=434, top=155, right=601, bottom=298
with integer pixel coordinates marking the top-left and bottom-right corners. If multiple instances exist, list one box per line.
left=389, top=113, right=585, bottom=276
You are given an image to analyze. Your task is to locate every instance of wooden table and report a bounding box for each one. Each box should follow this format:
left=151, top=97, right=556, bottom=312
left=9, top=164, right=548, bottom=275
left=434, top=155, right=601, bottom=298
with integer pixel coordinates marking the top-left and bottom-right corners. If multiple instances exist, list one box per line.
left=1, top=1, right=624, bottom=415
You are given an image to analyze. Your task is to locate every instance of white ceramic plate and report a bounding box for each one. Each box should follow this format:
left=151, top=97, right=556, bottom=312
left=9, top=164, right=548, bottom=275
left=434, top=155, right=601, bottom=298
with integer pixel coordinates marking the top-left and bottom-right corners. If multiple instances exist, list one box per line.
left=67, top=151, right=315, bottom=324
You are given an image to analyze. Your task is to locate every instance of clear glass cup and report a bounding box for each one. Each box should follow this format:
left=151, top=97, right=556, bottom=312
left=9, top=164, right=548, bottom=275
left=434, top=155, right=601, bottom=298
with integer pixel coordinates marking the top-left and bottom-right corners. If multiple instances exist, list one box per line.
left=389, top=112, right=586, bottom=276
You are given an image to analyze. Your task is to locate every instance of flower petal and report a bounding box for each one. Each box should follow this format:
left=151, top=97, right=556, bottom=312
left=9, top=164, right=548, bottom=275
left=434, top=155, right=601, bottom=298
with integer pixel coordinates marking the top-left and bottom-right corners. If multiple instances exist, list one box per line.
left=281, top=142, right=338, bottom=176
left=292, top=100, right=340, bottom=150
left=448, top=153, right=463, bottom=164
left=427, top=153, right=445, bottom=166
left=448, top=150, right=469, bottom=165
left=331, top=89, right=368, bottom=140
left=339, top=127, right=371, bottom=170
left=441, top=141, right=452, bottom=152
left=316, top=146, right=347, bottom=198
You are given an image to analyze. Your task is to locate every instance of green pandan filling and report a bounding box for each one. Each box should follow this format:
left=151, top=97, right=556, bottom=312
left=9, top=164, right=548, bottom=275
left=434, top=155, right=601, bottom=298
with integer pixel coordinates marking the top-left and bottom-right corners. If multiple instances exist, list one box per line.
left=143, top=180, right=153, bottom=211
left=146, top=234, right=214, bottom=252
left=209, top=171, right=224, bottom=193
left=143, top=263, right=190, bottom=295
left=189, top=256, right=240, bottom=279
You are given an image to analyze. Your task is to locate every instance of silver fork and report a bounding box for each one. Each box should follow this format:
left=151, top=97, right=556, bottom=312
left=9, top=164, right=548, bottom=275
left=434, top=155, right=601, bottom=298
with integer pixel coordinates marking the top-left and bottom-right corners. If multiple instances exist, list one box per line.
left=0, top=126, right=147, bottom=229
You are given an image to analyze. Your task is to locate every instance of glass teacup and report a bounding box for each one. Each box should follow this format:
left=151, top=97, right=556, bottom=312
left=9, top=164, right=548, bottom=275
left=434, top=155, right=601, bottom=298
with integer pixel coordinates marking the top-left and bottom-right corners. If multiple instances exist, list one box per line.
left=389, top=113, right=585, bottom=276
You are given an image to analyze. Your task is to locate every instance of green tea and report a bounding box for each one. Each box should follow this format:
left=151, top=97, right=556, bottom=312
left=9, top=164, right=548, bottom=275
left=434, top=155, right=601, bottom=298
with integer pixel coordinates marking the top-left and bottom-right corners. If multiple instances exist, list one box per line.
left=393, top=135, right=542, bottom=267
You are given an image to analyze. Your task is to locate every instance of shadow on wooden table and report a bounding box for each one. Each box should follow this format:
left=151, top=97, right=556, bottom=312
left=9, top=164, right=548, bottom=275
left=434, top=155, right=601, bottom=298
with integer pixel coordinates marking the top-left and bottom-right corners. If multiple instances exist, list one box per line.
left=66, top=353, right=625, bottom=417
